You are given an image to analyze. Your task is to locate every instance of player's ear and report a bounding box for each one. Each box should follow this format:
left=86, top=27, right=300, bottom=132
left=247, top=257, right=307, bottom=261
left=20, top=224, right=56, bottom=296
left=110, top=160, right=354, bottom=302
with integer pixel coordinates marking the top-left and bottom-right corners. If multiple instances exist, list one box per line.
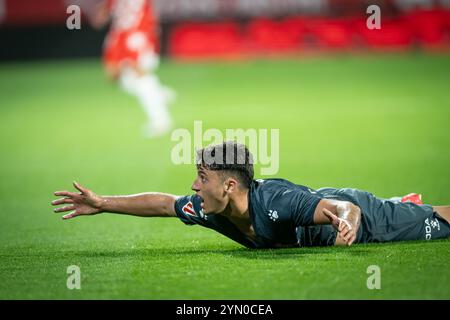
left=224, top=178, right=238, bottom=193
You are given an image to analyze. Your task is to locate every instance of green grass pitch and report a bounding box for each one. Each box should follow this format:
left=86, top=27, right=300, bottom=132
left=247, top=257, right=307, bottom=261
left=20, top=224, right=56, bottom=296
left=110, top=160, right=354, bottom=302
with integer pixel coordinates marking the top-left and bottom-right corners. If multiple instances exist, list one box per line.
left=0, top=53, right=449, bottom=299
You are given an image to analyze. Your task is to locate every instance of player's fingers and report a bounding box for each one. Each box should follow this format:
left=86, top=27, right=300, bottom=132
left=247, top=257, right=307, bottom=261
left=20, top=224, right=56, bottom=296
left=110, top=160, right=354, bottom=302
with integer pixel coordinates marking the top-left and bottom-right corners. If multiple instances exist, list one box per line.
left=339, top=219, right=352, bottom=232
left=338, top=230, right=347, bottom=242
left=348, top=234, right=356, bottom=246
left=62, top=211, right=79, bottom=220
left=341, top=220, right=354, bottom=235
left=345, top=232, right=355, bottom=246
left=323, top=208, right=338, bottom=223
left=338, top=220, right=345, bottom=232
left=345, top=230, right=356, bottom=244
left=322, top=208, right=334, bottom=218
left=338, top=227, right=348, bottom=241
left=54, top=205, right=76, bottom=213
left=51, top=198, right=74, bottom=206
left=73, top=181, right=87, bottom=194
left=54, top=191, right=77, bottom=198
left=340, top=225, right=350, bottom=238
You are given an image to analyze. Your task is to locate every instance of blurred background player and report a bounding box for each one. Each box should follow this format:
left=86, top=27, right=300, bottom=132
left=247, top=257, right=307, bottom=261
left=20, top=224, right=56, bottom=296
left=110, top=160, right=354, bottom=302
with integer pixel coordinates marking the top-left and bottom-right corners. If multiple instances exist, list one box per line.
left=85, top=0, right=175, bottom=137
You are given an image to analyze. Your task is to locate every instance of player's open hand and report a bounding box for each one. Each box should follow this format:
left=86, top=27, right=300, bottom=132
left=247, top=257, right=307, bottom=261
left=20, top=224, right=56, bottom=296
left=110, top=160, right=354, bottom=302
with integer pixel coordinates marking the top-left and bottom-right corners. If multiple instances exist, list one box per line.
left=52, top=182, right=103, bottom=219
left=322, top=208, right=357, bottom=246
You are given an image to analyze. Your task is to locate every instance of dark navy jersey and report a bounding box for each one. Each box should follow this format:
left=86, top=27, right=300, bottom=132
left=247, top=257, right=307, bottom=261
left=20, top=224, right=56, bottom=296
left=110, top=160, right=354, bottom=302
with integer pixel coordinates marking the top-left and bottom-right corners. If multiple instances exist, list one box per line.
left=174, top=178, right=324, bottom=248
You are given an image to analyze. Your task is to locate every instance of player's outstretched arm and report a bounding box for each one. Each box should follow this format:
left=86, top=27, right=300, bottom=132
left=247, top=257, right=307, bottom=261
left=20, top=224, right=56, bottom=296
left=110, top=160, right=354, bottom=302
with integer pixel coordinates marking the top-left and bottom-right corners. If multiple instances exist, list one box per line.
left=313, top=199, right=361, bottom=246
left=51, top=182, right=178, bottom=220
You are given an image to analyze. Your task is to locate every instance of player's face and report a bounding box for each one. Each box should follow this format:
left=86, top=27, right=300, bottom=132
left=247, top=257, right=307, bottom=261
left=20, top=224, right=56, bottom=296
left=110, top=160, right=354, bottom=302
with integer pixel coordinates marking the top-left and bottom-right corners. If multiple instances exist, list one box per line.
left=191, top=168, right=228, bottom=214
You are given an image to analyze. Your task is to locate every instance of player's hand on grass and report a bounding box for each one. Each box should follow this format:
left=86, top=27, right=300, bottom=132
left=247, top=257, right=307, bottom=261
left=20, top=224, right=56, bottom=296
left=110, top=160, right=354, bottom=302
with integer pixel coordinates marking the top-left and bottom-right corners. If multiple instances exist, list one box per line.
left=52, top=182, right=103, bottom=219
left=322, top=208, right=357, bottom=246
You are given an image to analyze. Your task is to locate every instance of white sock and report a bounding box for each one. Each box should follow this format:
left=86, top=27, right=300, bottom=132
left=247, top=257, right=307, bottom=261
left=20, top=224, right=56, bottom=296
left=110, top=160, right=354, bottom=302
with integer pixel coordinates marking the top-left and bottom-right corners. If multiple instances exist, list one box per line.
left=135, top=74, right=173, bottom=129
left=119, top=70, right=173, bottom=134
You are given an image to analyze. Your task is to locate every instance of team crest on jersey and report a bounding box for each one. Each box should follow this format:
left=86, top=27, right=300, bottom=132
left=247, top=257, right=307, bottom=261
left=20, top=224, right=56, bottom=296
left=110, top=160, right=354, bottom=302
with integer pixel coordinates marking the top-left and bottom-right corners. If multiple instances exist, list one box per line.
left=182, top=202, right=196, bottom=217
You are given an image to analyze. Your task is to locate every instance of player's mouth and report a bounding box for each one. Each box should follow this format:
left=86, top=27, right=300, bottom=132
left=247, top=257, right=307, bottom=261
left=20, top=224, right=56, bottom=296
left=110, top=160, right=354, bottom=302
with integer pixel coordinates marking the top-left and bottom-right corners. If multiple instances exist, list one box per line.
left=198, top=196, right=205, bottom=209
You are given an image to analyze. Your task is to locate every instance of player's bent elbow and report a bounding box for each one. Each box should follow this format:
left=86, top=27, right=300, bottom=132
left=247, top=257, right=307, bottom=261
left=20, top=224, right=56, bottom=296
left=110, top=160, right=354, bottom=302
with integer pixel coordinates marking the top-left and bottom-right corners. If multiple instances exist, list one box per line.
left=336, top=200, right=360, bottom=213
left=341, top=201, right=362, bottom=226
left=314, top=199, right=361, bottom=224
left=350, top=202, right=362, bottom=216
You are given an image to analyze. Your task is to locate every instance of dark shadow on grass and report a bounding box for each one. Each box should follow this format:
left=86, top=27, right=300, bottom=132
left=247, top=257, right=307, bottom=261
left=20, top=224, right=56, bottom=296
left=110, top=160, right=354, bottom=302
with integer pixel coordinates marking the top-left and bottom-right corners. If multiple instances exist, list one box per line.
left=360, top=239, right=449, bottom=247
left=4, top=239, right=442, bottom=261
left=220, top=246, right=373, bottom=259
left=55, top=244, right=373, bottom=261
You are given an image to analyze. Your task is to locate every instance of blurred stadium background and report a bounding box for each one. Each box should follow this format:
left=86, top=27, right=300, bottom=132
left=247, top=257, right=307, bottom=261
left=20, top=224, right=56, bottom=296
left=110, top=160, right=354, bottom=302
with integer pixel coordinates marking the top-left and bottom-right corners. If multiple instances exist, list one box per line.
left=1, top=0, right=449, bottom=299
left=2, top=0, right=450, bottom=60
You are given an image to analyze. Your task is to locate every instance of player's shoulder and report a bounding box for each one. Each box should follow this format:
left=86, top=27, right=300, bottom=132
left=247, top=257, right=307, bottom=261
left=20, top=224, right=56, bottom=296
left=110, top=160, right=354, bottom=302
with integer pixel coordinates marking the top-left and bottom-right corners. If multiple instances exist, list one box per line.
left=251, top=178, right=310, bottom=206
left=252, top=178, right=309, bottom=194
left=252, top=178, right=297, bottom=190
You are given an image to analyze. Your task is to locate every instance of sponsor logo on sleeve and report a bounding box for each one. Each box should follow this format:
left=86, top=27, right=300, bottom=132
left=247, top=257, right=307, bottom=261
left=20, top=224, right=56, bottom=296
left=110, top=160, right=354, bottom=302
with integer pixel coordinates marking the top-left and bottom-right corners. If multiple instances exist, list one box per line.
left=182, top=202, right=196, bottom=217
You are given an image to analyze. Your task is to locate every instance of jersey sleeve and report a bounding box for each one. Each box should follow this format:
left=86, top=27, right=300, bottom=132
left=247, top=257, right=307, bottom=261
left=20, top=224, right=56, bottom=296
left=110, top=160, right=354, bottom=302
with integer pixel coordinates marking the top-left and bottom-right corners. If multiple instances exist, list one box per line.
left=174, top=194, right=208, bottom=226
left=269, top=188, right=322, bottom=227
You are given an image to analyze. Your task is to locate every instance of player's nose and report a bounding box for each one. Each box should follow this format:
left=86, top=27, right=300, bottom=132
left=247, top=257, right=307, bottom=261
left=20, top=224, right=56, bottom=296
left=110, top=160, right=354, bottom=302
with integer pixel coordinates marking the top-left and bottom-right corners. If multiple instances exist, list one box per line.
left=191, top=180, right=200, bottom=192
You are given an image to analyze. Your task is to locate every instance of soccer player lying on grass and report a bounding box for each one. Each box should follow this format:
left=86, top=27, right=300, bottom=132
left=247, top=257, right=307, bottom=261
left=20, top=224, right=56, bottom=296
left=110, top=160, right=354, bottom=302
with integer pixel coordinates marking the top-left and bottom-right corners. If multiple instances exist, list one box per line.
left=51, top=142, right=450, bottom=248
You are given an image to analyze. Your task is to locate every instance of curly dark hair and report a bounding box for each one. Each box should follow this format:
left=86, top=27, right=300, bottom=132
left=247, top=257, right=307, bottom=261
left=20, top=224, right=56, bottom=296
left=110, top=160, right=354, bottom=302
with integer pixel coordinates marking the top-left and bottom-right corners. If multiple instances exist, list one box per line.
left=196, top=141, right=254, bottom=189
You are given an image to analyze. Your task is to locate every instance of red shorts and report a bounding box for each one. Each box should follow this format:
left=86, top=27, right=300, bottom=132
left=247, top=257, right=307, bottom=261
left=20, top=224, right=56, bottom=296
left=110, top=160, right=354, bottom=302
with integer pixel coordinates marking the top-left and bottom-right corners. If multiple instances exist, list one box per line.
left=103, top=29, right=158, bottom=72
